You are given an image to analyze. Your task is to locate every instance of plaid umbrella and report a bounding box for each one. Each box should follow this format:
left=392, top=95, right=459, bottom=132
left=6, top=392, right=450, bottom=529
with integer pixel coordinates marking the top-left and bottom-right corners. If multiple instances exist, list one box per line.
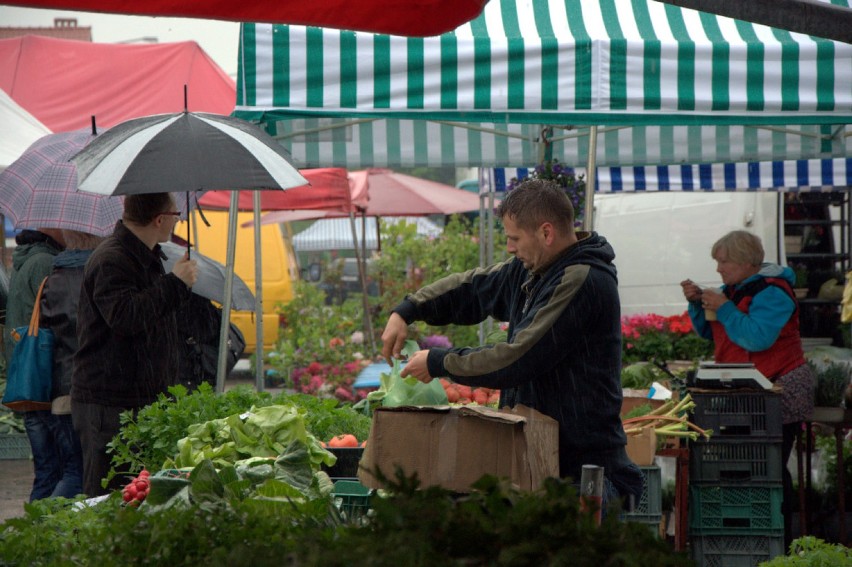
left=0, top=128, right=197, bottom=238
left=0, top=129, right=125, bottom=237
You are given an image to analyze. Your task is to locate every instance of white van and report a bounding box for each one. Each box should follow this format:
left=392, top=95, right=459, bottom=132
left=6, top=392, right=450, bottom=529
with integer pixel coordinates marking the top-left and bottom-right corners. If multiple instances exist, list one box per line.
left=593, top=192, right=781, bottom=316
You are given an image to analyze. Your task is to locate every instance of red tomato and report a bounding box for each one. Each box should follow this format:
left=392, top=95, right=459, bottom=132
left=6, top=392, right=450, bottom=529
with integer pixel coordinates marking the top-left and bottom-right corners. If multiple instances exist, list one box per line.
left=328, top=434, right=359, bottom=448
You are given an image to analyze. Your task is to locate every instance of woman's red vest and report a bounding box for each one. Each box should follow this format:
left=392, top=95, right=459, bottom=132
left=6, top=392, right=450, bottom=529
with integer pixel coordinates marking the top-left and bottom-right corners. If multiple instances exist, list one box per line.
left=709, top=277, right=806, bottom=381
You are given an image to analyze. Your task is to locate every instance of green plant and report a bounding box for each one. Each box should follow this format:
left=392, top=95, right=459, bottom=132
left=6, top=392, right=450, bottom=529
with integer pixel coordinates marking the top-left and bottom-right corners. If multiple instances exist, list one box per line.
left=1, top=471, right=693, bottom=566
left=810, top=360, right=851, bottom=407
left=758, top=536, right=852, bottom=566
left=793, top=263, right=810, bottom=289
left=106, top=383, right=370, bottom=485
left=372, top=215, right=506, bottom=350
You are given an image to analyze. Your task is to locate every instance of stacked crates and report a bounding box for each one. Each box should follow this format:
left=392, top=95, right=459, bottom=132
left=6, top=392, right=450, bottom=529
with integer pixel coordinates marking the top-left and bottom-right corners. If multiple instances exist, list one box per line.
left=688, top=390, right=785, bottom=566
left=624, top=465, right=663, bottom=537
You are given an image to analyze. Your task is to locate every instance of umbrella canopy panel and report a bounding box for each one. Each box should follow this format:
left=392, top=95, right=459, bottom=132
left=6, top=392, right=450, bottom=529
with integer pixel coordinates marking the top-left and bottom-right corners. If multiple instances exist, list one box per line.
left=0, top=129, right=123, bottom=236
left=233, top=0, right=852, bottom=169
left=72, top=112, right=307, bottom=196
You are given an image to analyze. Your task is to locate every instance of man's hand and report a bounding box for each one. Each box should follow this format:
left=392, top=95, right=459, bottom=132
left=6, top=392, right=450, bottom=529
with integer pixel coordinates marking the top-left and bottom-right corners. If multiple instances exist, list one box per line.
left=400, top=349, right=433, bottom=383
left=172, top=253, right=198, bottom=287
left=381, top=312, right=409, bottom=365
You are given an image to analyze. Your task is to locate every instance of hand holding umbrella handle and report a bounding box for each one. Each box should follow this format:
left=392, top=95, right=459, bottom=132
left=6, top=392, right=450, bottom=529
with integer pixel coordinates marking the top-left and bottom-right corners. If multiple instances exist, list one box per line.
left=172, top=254, right=198, bottom=288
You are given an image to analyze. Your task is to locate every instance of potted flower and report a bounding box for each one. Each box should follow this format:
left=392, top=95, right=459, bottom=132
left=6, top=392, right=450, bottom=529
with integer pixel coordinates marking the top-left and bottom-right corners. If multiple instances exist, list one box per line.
left=808, top=358, right=852, bottom=422
left=507, top=160, right=586, bottom=228
left=792, top=263, right=809, bottom=299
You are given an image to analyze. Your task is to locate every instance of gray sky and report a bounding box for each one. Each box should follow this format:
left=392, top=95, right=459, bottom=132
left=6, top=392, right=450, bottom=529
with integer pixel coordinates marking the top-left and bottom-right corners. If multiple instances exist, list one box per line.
left=0, top=6, right=240, bottom=78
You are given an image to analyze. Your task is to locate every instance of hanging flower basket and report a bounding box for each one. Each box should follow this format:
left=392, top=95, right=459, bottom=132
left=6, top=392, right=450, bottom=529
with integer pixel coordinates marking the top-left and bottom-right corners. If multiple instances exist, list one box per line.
left=507, top=160, right=586, bottom=228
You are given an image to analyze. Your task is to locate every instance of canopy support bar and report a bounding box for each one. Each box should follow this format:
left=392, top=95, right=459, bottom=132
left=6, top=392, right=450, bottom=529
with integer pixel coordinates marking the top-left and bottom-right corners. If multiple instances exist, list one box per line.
left=272, top=118, right=378, bottom=140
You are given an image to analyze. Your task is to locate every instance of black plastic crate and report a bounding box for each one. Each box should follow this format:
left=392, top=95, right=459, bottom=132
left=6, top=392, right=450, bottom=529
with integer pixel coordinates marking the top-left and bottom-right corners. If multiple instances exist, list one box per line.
left=689, top=534, right=785, bottom=567
left=625, top=465, right=662, bottom=518
left=690, top=391, right=782, bottom=440
left=322, top=447, right=364, bottom=479
left=689, top=484, right=783, bottom=536
left=689, top=439, right=783, bottom=484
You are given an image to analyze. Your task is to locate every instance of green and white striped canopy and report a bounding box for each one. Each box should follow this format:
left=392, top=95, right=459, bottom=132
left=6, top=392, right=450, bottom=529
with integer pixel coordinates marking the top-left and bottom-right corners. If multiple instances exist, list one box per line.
left=234, top=0, right=852, bottom=169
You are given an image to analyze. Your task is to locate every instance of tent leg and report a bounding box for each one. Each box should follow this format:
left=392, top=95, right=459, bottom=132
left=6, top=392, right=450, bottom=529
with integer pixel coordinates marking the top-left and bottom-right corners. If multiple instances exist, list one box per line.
left=584, top=126, right=598, bottom=232
left=253, top=191, right=265, bottom=392
left=216, top=192, right=239, bottom=393
left=349, top=212, right=376, bottom=355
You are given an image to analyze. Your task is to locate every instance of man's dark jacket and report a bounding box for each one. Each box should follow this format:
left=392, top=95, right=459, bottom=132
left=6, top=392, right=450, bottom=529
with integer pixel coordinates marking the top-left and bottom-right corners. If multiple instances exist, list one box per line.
left=72, top=222, right=190, bottom=408
left=393, top=232, right=641, bottom=496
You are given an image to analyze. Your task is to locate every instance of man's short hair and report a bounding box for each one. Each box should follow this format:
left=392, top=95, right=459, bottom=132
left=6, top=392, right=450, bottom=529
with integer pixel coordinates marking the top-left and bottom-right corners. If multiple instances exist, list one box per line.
left=495, top=179, right=574, bottom=234
left=123, top=193, right=175, bottom=226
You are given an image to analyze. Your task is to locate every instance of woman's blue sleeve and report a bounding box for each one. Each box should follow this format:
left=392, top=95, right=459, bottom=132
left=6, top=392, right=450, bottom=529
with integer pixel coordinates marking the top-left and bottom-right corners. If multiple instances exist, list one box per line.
left=717, top=286, right=795, bottom=352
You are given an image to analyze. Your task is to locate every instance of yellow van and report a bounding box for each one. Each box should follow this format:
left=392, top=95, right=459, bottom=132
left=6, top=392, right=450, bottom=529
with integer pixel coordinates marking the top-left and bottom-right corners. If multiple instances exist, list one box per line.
left=175, top=210, right=298, bottom=354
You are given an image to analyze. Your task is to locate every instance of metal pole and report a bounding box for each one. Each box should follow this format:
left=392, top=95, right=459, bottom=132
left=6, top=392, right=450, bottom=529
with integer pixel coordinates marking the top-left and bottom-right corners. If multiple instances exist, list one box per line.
left=253, top=191, right=265, bottom=392
left=584, top=126, right=598, bottom=231
left=216, top=192, right=239, bottom=393
left=349, top=212, right=376, bottom=354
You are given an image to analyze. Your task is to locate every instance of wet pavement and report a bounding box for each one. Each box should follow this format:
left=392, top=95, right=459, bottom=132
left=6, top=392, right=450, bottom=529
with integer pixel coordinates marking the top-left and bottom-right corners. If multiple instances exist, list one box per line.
left=0, top=458, right=31, bottom=522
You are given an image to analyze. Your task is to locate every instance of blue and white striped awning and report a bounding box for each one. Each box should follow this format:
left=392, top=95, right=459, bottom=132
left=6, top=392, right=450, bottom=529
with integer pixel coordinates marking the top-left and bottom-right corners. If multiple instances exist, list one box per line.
left=492, top=158, right=852, bottom=193
left=234, top=0, right=852, bottom=169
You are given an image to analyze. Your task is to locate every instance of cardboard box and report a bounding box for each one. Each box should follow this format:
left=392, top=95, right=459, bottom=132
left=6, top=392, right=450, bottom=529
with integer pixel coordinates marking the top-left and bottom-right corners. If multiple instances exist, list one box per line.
left=358, top=404, right=559, bottom=492
left=621, top=389, right=665, bottom=417
left=625, top=427, right=657, bottom=466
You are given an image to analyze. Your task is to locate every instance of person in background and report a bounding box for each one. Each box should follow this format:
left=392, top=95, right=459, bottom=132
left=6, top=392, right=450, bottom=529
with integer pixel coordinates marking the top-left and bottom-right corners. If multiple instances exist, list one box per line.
left=381, top=179, right=644, bottom=509
left=3, top=228, right=65, bottom=501
left=37, top=230, right=105, bottom=499
left=681, top=229, right=814, bottom=547
left=72, top=193, right=198, bottom=496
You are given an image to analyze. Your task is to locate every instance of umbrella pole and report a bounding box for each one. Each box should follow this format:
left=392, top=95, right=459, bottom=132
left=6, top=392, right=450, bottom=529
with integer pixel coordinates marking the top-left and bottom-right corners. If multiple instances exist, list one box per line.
left=216, top=192, right=240, bottom=393
left=186, top=193, right=191, bottom=258
left=253, top=191, right=265, bottom=392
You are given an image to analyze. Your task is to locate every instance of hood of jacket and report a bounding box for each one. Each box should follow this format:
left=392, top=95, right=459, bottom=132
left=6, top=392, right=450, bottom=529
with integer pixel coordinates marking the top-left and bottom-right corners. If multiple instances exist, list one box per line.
left=12, top=240, right=62, bottom=272
left=757, top=262, right=796, bottom=286
left=542, top=231, right=618, bottom=282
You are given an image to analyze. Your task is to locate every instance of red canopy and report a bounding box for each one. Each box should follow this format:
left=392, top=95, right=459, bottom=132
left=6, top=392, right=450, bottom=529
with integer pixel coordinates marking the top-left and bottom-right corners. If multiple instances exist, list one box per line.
left=0, top=35, right=235, bottom=133
left=348, top=168, right=483, bottom=216
left=197, top=168, right=354, bottom=213
left=0, top=0, right=489, bottom=37
left=256, top=168, right=487, bottom=225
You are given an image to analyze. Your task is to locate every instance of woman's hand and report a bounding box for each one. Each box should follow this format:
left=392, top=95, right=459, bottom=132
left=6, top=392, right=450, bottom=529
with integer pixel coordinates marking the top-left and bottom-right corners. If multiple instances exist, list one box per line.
left=701, top=288, right=726, bottom=311
left=680, top=279, right=703, bottom=302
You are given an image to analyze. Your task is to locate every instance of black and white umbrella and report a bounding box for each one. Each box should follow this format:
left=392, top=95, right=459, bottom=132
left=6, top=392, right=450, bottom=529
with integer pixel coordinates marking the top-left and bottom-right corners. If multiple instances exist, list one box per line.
left=71, top=111, right=307, bottom=196
left=71, top=110, right=308, bottom=393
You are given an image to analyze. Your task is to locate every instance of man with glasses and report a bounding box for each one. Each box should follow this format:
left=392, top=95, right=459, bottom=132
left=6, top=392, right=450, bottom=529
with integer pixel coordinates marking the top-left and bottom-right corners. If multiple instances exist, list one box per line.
left=71, top=193, right=198, bottom=496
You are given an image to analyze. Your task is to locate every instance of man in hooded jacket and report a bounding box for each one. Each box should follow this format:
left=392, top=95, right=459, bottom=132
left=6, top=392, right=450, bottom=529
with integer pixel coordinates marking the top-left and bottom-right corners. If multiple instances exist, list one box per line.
left=381, top=179, right=644, bottom=507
